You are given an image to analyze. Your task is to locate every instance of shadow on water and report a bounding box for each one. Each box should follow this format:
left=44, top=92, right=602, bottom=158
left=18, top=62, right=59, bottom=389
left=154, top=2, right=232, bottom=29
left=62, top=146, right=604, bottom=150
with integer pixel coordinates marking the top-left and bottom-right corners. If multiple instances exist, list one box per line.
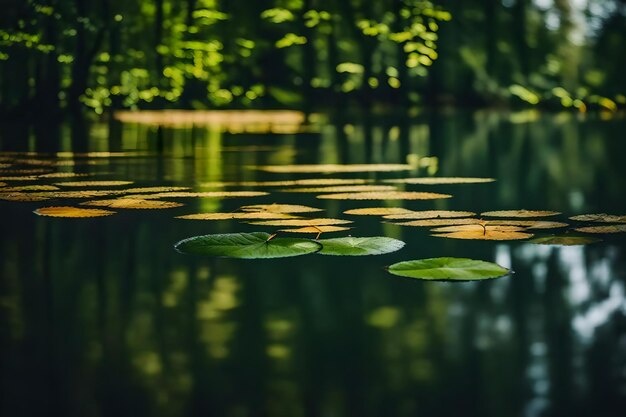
left=1, top=110, right=625, bottom=417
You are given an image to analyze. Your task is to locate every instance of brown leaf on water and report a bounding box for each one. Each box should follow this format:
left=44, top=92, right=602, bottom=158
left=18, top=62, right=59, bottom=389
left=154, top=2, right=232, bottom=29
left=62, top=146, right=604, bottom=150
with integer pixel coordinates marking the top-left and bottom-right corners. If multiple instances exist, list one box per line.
left=131, top=191, right=269, bottom=199
left=569, top=213, right=626, bottom=223
left=248, top=218, right=352, bottom=227
left=0, top=168, right=52, bottom=174
left=205, top=178, right=371, bottom=187
left=0, top=182, right=6, bottom=187
left=485, top=220, right=569, bottom=229
left=240, top=204, right=323, bottom=213
left=278, top=226, right=351, bottom=234
left=34, top=206, right=116, bottom=218
left=574, top=224, right=626, bottom=234
left=0, top=164, right=12, bottom=168
left=35, top=190, right=123, bottom=199
left=2, top=185, right=60, bottom=192
left=383, top=210, right=476, bottom=220
left=256, top=164, right=413, bottom=173
left=317, top=191, right=452, bottom=200
left=176, top=212, right=297, bottom=220
left=81, top=198, right=184, bottom=209
left=393, top=218, right=483, bottom=227
left=480, top=209, right=561, bottom=218
left=279, top=185, right=396, bottom=193
left=385, top=177, right=495, bottom=185
left=0, top=192, right=51, bottom=202
left=343, top=207, right=414, bottom=216
left=431, top=225, right=533, bottom=241
left=120, top=186, right=191, bottom=194
left=56, top=180, right=134, bottom=187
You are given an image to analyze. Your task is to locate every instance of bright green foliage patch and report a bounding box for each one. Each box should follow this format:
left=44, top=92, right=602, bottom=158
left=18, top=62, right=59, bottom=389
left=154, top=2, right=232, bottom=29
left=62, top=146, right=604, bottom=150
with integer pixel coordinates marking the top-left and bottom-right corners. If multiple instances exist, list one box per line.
left=317, top=237, right=405, bottom=256
left=387, top=257, right=511, bottom=281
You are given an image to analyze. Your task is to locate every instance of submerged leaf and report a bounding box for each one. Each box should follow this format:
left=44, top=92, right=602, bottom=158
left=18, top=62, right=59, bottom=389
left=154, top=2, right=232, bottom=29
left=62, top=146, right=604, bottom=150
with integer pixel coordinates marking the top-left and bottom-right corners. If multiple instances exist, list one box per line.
left=174, top=232, right=322, bottom=259
left=34, top=206, right=116, bottom=218
left=385, top=177, right=495, bottom=185
left=256, top=164, right=413, bottom=173
left=82, top=198, right=184, bottom=209
left=317, top=237, right=405, bottom=256
left=480, top=210, right=561, bottom=218
left=343, top=207, right=414, bottom=216
left=387, top=257, right=511, bottom=281
left=384, top=210, right=476, bottom=220
left=56, top=180, right=134, bottom=187
left=569, top=213, right=626, bottom=223
left=240, top=203, right=323, bottom=213
left=248, top=218, right=352, bottom=226
left=530, top=236, right=601, bottom=246
left=574, top=225, right=626, bottom=234
left=318, top=191, right=451, bottom=200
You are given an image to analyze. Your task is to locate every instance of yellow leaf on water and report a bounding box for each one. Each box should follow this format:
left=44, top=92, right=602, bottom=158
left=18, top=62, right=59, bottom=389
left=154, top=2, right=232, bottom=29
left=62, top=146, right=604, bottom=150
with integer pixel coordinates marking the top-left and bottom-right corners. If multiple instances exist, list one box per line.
left=0, top=182, right=6, bottom=187
left=176, top=212, right=297, bottom=220
left=431, top=225, right=525, bottom=233
left=2, top=185, right=60, bottom=192
left=240, top=204, right=323, bottom=213
left=0, top=176, right=40, bottom=181
left=81, top=198, right=184, bottom=209
left=569, top=213, right=626, bottom=223
left=485, top=220, right=569, bottom=229
left=248, top=218, right=352, bottom=226
left=0, top=168, right=52, bottom=174
left=480, top=210, right=561, bottom=218
left=39, top=172, right=91, bottom=179
left=431, top=225, right=532, bottom=240
left=120, top=186, right=191, bottom=194
left=256, top=164, right=413, bottom=173
left=0, top=192, right=51, bottom=202
left=278, top=226, right=351, bottom=234
left=343, top=207, right=414, bottom=216
left=201, top=178, right=371, bottom=187
left=393, top=218, right=483, bottom=227
left=385, top=177, right=495, bottom=185
left=56, top=180, right=134, bottom=187
left=574, top=225, right=626, bottom=234
left=384, top=210, right=476, bottom=220
left=279, top=185, right=396, bottom=193
left=34, top=206, right=116, bottom=218
left=318, top=191, right=451, bottom=200
left=129, top=191, right=268, bottom=199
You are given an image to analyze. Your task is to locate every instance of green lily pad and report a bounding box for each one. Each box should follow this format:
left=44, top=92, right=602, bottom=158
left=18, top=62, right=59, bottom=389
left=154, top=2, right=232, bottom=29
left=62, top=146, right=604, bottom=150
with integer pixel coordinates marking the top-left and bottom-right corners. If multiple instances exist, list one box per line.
left=317, top=237, right=405, bottom=256
left=387, top=257, right=511, bottom=281
left=174, top=232, right=322, bottom=259
left=529, top=236, right=602, bottom=246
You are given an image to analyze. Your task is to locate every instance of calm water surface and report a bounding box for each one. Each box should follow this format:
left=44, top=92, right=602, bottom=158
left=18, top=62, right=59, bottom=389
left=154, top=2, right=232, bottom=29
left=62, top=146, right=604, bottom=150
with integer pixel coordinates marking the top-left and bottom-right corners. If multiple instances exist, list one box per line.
left=1, top=111, right=625, bottom=417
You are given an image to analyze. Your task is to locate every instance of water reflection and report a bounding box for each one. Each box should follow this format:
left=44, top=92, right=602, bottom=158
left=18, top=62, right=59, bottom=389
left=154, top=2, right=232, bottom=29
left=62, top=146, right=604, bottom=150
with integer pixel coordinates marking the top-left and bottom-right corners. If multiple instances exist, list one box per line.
left=0, top=111, right=625, bottom=417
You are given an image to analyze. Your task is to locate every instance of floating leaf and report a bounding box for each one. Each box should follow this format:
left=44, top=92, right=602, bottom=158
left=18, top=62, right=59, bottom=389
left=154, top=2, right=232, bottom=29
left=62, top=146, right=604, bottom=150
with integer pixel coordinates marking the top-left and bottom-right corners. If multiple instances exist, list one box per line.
left=343, top=207, right=414, bottom=216
left=240, top=204, right=323, bottom=213
left=120, top=186, right=191, bottom=194
left=248, top=218, right=352, bottom=226
left=318, top=191, right=451, bottom=200
left=280, top=185, right=396, bottom=193
left=0, top=168, right=51, bottom=174
left=393, top=218, right=482, bottom=227
left=55, top=180, right=134, bottom=187
left=317, top=237, right=405, bottom=256
left=176, top=212, right=297, bottom=220
left=128, top=191, right=268, bottom=199
left=384, top=210, right=476, bottom=220
left=387, top=258, right=511, bottom=281
left=385, top=177, right=495, bottom=185
left=0, top=176, right=39, bottom=181
left=0, top=182, right=6, bottom=187
left=39, top=172, right=90, bottom=179
left=2, top=185, right=59, bottom=192
left=256, top=164, right=413, bottom=173
left=530, top=236, right=601, bottom=246
left=480, top=210, right=561, bottom=218
left=0, top=192, right=51, bottom=202
left=34, top=206, right=116, bottom=218
left=174, top=232, right=322, bottom=259
left=485, top=220, right=568, bottom=229
left=574, top=225, right=626, bottom=234
left=278, top=226, right=351, bottom=234
left=236, top=179, right=370, bottom=187
left=569, top=213, right=626, bottom=223
left=82, top=198, right=184, bottom=209
left=432, top=224, right=533, bottom=240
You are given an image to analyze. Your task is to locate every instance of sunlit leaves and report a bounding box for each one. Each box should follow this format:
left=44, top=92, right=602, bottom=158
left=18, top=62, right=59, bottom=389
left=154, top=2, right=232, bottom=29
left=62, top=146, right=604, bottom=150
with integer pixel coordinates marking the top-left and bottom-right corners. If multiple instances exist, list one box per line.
left=240, top=204, right=323, bottom=213
left=278, top=226, right=351, bottom=234
left=256, top=164, right=413, bottom=173
left=384, top=210, right=475, bottom=220
left=55, top=180, right=134, bottom=187
left=480, top=210, right=561, bottom=218
left=385, top=177, right=495, bottom=185
left=34, top=206, right=116, bottom=218
left=431, top=225, right=533, bottom=240
left=387, top=258, right=511, bottom=281
left=176, top=212, right=297, bottom=221
left=318, top=191, right=451, bottom=200
left=175, top=232, right=322, bottom=259
left=317, top=237, right=405, bottom=256
left=81, top=198, right=183, bottom=209
left=248, top=218, right=352, bottom=227
left=343, top=207, right=413, bottom=216
left=281, top=185, right=396, bottom=193
left=393, top=218, right=482, bottom=227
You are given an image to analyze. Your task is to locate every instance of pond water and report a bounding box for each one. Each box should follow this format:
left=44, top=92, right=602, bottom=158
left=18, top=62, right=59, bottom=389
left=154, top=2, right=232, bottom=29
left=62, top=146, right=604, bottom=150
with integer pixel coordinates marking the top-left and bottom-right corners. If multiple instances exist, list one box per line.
left=1, top=110, right=625, bottom=417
